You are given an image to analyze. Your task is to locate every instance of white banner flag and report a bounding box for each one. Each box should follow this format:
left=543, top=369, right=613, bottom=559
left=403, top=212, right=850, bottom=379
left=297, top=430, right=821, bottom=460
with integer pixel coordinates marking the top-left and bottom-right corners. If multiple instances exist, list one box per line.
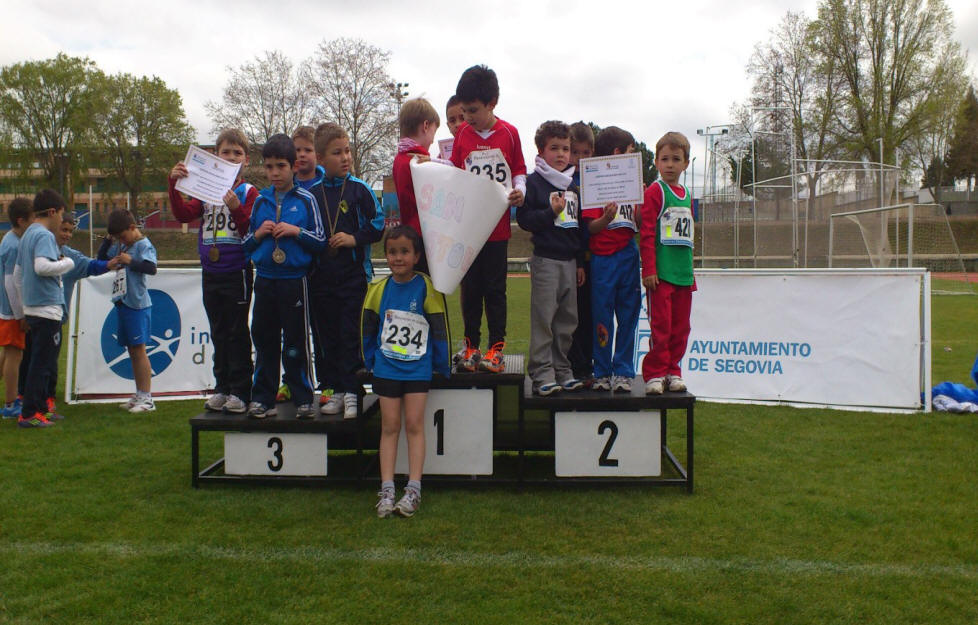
left=411, top=159, right=509, bottom=294
left=634, top=269, right=926, bottom=410
left=69, top=269, right=216, bottom=402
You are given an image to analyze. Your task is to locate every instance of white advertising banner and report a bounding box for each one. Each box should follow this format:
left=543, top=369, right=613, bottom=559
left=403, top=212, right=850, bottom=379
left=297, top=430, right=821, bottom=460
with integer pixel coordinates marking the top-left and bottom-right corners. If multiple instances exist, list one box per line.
left=411, top=159, right=509, bottom=294
left=69, top=269, right=215, bottom=401
left=634, top=269, right=926, bottom=410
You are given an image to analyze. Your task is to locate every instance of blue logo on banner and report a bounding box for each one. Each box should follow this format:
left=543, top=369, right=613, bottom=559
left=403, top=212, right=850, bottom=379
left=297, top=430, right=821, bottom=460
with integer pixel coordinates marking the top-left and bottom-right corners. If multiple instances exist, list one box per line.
left=100, top=289, right=181, bottom=379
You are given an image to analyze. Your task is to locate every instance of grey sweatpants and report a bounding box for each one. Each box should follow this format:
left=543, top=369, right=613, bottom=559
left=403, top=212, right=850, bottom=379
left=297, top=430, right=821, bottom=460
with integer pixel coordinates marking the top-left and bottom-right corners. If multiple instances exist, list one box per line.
left=528, top=255, right=578, bottom=386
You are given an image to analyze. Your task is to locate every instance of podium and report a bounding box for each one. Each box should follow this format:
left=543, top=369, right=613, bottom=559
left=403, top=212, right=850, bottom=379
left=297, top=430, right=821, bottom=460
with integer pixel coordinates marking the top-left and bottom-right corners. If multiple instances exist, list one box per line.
left=190, top=355, right=693, bottom=491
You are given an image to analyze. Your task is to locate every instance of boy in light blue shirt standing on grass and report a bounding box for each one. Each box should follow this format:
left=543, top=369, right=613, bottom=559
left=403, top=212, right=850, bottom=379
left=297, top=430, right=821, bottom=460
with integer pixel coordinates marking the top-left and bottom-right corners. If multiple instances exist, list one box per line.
left=14, top=190, right=75, bottom=427
left=99, top=209, right=158, bottom=413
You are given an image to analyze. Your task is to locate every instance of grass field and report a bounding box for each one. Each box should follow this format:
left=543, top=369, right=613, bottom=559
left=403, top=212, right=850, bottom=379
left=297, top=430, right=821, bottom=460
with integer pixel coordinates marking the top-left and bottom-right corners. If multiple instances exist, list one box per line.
left=1, top=279, right=977, bottom=624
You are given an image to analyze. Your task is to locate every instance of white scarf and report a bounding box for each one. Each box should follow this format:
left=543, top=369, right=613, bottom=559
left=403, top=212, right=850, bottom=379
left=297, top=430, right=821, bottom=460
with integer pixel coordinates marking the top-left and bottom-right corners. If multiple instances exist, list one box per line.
left=397, top=138, right=422, bottom=153
left=534, top=155, right=574, bottom=190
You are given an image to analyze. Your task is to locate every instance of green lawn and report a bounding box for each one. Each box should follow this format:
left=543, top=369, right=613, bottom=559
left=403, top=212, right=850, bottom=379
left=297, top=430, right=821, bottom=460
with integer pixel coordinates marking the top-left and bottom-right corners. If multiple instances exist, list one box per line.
left=1, top=280, right=976, bottom=624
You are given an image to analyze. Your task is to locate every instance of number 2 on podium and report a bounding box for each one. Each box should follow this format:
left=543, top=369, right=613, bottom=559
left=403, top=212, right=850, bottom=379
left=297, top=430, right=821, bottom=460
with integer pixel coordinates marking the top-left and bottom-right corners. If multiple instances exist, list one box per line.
left=598, top=420, right=619, bottom=467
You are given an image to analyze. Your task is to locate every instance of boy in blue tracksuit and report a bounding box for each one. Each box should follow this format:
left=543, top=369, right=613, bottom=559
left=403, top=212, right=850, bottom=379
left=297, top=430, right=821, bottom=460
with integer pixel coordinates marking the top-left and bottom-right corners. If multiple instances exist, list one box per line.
left=242, top=134, right=325, bottom=418
left=308, top=122, right=384, bottom=420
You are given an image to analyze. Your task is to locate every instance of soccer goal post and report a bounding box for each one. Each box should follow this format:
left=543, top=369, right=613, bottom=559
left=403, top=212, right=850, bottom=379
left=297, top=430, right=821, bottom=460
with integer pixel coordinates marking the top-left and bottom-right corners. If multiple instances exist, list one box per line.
left=828, top=203, right=974, bottom=294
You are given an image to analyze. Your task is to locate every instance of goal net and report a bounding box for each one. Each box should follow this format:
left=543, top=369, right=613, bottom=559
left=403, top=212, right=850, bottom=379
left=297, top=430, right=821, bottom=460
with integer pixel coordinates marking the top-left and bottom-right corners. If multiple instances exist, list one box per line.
left=829, top=203, right=975, bottom=294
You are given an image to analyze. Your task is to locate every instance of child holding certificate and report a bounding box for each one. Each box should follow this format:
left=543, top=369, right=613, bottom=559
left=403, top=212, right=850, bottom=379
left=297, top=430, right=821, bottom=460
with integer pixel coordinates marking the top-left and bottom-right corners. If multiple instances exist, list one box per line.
left=640, top=132, right=695, bottom=395
left=242, top=134, right=325, bottom=419
left=580, top=126, right=642, bottom=393
left=169, top=129, right=258, bottom=414
left=307, top=123, right=384, bottom=420
left=362, top=226, right=451, bottom=518
left=516, top=120, right=585, bottom=396
left=450, top=64, right=526, bottom=374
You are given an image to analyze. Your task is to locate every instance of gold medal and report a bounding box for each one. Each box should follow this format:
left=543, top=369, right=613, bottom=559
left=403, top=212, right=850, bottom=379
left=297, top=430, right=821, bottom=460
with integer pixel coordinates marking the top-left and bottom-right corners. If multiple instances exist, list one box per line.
left=208, top=246, right=220, bottom=262
left=272, top=247, right=286, bottom=264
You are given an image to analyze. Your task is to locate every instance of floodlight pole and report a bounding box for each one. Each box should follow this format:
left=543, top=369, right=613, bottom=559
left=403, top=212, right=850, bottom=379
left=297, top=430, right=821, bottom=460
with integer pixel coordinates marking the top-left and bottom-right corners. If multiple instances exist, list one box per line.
left=696, top=125, right=731, bottom=267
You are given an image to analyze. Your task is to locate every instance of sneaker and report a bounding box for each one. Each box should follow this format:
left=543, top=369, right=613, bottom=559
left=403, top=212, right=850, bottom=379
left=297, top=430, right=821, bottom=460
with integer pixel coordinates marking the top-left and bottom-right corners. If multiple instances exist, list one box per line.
left=343, top=393, right=358, bottom=420
left=205, top=393, right=228, bottom=412
left=318, top=389, right=334, bottom=405
left=454, top=338, right=481, bottom=373
left=534, top=382, right=561, bottom=396
left=321, top=392, right=344, bottom=415
left=247, top=401, right=270, bottom=419
left=667, top=376, right=687, bottom=392
left=645, top=377, right=665, bottom=395
left=394, top=488, right=421, bottom=518
left=44, top=410, right=64, bottom=421
left=479, top=342, right=505, bottom=373
left=612, top=376, right=632, bottom=393
left=118, top=395, right=138, bottom=410
left=129, top=396, right=156, bottom=413
left=222, top=395, right=247, bottom=414
left=46, top=397, right=58, bottom=414
left=18, top=412, right=54, bottom=428
left=275, top=384, right=291, bottom=403
left=591, top=377, right=612, bottom=391
left=1, top=399, right=21, bottom=419
left=296, top=403, right=316, bottom=419
left=560, top=378, right=585, bottom=392
left=376, top=488, right=395, bottom=518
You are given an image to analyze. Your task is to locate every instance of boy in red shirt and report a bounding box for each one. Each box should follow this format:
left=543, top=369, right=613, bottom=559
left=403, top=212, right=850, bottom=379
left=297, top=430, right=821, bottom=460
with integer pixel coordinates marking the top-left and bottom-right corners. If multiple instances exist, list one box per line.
left=581, top=127, right=642, bottom=393
left=640, top=132, right=695, bottom=394
left=449, top=64, right=526, bottom=373
left=392, top=97, right=440, bottom=276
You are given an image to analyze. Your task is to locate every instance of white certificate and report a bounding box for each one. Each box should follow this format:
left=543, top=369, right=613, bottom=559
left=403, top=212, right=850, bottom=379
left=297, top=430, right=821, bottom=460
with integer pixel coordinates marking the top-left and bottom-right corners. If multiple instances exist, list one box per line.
left=579, top=152, right=644, bottom=208
left=174, top=145, right=242, bottom=206
left=438, top=138, right=454, bottom=161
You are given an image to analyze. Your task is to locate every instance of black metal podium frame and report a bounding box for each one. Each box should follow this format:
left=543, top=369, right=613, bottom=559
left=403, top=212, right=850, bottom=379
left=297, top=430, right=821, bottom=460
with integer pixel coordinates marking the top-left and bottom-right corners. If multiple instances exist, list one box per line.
left=190, top=356, right=693, bottom=491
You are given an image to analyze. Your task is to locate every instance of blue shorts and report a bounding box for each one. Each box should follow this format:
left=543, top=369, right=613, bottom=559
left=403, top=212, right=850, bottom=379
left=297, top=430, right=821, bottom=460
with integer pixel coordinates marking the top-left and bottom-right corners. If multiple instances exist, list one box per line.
left=116, top=304, right=152, bottom=347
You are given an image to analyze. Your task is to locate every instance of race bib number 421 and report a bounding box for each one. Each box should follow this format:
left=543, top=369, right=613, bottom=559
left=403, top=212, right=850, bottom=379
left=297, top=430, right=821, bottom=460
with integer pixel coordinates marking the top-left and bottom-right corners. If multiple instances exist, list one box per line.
left=465, top=148, right=512, bottom=190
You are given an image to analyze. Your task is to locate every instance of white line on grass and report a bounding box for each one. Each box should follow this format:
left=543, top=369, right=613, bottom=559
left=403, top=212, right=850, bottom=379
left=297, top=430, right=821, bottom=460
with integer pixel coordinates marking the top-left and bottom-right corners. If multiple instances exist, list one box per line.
left=3, top=541, right=977, bottom=580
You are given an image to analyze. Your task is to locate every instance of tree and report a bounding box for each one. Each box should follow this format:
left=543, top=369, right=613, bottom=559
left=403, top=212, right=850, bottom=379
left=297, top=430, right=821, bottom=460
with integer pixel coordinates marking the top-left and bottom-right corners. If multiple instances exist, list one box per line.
left=738, top=11, right=845, bottom=219
left=946, top=86, right=978, bottom=194
left=0, top=53, right=102, bottom=197
left=89, top=73, right=195, bottom=216
left=906, top=50, right=968, bottom=205
left=307, top=38, right=402, bottom=185
left=814, top=0, right=965, bottom=172
left=205, top=50, right=314, bottom=148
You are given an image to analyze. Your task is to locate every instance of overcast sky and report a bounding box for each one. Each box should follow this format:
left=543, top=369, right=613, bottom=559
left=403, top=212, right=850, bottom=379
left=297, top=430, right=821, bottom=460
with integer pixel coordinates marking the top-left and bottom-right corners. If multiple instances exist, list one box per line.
left=2, top=0, right=977, bottom=190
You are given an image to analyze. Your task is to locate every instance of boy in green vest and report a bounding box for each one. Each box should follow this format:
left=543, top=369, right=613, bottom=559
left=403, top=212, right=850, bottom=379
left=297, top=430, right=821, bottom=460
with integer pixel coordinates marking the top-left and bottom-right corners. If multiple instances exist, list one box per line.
left=639, top=132, right=695, bottom=395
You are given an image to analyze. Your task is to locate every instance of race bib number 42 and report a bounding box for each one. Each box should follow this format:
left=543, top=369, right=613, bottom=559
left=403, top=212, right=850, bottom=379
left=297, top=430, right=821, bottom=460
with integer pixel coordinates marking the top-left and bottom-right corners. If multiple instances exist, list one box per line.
left=660, top=207, right=694, bottom=247
left=381, top=310, right=430, bottom=361
left=465, top=148, right=512, bottom=190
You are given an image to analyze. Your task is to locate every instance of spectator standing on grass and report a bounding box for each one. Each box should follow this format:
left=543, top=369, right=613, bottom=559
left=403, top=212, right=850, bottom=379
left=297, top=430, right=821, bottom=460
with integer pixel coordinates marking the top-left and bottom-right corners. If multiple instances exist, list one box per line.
left=14, top=190, right=74, bottom=427
left=100, top=209, right=158, bottom=414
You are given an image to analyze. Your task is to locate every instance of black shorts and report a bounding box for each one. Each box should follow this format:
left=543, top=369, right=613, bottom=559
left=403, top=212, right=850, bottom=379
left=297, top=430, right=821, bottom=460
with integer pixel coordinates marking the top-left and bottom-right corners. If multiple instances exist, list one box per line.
left=372, top=377, right=430, bottom=398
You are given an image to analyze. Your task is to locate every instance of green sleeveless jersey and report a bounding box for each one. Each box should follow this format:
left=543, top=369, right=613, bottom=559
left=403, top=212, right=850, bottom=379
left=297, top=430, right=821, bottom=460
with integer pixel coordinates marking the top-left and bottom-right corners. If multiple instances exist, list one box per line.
left=654, top=180, right=694, bottom=286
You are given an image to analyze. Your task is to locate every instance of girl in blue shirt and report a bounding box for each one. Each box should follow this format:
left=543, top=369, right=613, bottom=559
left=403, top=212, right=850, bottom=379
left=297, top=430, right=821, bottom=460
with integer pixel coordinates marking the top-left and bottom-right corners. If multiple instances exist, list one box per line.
left=361, top=226, right=450, bottom=518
